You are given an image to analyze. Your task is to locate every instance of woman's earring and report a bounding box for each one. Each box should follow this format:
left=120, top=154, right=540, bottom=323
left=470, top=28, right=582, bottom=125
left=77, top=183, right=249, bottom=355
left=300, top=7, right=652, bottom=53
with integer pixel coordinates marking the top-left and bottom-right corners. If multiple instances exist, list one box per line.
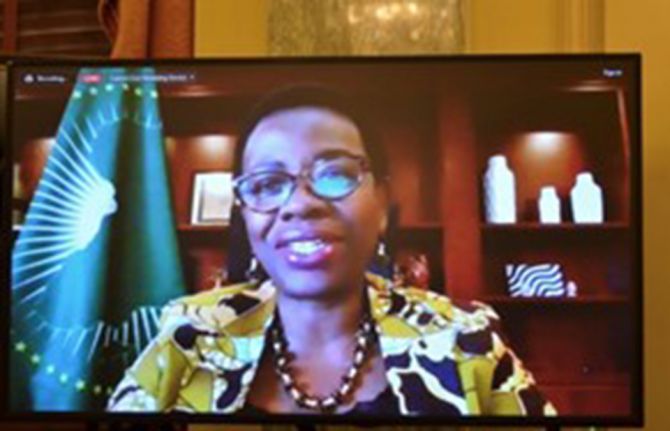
left=372, top=239, right=394, bottom=279
left=246, top=256, right=260, bottom=282
left=377, top=241, right=388, bottom=260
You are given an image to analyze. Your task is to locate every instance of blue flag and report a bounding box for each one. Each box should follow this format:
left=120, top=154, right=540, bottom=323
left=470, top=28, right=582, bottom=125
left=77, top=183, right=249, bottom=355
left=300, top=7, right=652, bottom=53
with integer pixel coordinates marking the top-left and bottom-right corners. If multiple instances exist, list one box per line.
left=11, top=68, right=186, bottom=411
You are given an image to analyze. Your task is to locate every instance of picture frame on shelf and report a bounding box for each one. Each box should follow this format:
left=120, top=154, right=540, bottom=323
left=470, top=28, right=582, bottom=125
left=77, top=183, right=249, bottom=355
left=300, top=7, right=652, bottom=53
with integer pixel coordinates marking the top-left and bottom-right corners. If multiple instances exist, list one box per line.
left=190, top=171, right=234, bottom=226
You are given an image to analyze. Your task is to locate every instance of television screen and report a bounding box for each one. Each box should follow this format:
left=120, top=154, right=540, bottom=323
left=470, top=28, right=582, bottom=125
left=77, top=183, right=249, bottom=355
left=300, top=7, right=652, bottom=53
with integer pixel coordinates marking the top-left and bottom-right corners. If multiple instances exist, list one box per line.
left=1, top=56, right=641, bottom=427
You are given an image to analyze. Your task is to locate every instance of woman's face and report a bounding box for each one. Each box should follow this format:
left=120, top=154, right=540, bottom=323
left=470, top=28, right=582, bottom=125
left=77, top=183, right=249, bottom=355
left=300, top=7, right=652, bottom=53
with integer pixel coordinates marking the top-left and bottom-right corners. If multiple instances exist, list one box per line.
left=241, top=107, right=387, bottom=301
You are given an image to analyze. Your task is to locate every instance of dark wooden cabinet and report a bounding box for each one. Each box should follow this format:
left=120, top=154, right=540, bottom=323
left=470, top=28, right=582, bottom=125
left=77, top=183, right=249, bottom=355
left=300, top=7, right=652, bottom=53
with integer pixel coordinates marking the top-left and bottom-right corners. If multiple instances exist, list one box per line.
left=2, top=0, right=110, bottom=56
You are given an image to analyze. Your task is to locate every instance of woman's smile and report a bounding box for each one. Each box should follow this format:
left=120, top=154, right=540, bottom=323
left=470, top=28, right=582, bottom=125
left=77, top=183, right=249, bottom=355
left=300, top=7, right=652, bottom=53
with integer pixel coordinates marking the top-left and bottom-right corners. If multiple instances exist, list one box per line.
left=283, top=239, right=335, bottom=268
left=275, top=227, right=344, bottom=269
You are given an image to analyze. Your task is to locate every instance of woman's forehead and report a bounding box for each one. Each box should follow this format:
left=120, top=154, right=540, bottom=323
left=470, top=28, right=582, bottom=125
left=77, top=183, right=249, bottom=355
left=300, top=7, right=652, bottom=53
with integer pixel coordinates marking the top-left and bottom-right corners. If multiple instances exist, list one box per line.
left=242, top=107, right=366, bottom=171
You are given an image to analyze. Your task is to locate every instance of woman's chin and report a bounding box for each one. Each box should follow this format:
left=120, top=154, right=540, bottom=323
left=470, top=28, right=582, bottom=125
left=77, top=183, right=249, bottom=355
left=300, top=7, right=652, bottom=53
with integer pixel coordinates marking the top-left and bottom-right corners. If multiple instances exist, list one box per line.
left=273, top=271, right=348, bottom=302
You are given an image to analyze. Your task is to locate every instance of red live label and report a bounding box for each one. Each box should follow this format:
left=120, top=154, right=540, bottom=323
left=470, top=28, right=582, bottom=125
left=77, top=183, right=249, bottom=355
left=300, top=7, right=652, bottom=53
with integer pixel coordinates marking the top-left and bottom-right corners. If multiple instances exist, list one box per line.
left=80, top=74, right=102, bottom=83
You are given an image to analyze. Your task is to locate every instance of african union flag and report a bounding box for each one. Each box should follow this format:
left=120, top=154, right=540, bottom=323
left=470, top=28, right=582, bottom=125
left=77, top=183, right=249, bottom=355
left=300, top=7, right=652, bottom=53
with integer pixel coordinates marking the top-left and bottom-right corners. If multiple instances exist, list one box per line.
left=10, top=68, right=186, bottom=411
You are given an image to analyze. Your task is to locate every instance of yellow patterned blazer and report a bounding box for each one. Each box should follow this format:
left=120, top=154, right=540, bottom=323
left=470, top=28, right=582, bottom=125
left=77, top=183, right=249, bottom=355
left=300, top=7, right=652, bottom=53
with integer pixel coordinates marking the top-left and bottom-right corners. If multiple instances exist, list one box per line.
left=107, top=273, right=556, bottom=416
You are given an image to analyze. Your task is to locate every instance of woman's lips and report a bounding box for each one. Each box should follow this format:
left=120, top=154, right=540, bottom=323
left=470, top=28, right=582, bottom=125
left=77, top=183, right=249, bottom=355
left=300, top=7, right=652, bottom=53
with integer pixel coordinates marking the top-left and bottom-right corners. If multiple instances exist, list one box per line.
left=275, top=232, right=342, bottom=269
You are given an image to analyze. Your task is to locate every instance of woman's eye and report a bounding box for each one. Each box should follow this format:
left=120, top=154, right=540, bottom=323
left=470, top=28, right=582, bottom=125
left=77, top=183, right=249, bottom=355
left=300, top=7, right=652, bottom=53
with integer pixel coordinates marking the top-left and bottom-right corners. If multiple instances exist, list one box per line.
left=316, top=163, right=357, bottom=180
left=313, top=163, right=359, bottom=196
left=249, top=175, right=288, bottom=196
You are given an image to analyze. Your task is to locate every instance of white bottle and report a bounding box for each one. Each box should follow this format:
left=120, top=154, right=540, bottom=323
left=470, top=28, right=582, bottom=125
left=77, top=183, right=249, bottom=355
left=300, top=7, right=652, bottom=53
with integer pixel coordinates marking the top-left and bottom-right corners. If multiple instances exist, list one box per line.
left=538, top=186, right=561, bottom=224
left=483, top=154, right=516, bottom=224
left=566, top=280, right=578, bottom=298
left=570, top=172, right=604, bottom=223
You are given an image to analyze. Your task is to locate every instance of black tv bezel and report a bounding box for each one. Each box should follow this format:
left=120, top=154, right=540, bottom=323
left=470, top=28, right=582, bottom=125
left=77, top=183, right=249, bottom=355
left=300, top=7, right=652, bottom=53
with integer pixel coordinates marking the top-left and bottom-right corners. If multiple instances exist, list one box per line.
left=0, top=54, right=643, bottom=428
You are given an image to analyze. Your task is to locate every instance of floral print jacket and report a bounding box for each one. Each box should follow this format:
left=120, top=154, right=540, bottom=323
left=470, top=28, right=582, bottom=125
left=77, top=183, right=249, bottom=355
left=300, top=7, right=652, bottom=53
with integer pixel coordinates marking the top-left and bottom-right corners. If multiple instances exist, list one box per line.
left=108, top=273, right=556, bottom=416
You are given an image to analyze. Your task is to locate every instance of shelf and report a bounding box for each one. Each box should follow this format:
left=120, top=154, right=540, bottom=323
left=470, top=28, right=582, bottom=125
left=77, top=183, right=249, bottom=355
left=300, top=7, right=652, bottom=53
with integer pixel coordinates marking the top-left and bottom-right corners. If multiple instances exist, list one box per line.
left=481, top=223, right=631, bottom=249
left=482, top=295, right=630, bottom=306
left=177, top=224, right=229, bottom=233
left=397, top=221, right=442, bottom=230
left=481, top=222, right=629, bottom=232
left=12, top=224, right=228, bottom=234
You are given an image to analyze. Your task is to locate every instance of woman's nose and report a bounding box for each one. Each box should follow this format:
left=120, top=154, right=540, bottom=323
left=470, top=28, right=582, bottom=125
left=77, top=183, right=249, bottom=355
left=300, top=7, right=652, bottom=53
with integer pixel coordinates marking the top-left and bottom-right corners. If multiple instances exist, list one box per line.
left=278, top=179, right=330, bottom=221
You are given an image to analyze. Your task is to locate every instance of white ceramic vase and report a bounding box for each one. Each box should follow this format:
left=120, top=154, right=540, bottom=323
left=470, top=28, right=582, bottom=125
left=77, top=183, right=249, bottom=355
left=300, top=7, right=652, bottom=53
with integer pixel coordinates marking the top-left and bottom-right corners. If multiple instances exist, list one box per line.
left=538, top=186, right=561, bottom=224
left=483, top=154, right=516, bottom=224
left=570, top=172, right=604, bottom=223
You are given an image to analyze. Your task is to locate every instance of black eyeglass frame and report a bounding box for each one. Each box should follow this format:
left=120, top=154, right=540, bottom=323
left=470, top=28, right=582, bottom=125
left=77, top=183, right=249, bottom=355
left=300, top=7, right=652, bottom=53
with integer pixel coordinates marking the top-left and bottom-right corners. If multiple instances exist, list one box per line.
left=232, top=154, right=372, bottom=213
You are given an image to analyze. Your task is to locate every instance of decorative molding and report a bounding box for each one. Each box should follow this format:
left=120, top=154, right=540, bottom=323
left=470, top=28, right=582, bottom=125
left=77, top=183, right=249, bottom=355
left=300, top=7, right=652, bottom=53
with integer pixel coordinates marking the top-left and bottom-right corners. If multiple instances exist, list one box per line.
left=461, top=0, right=474, bottom=52
left=462, top=0, right=605, bottom=53
left=558, top=0, right=605, bottom=52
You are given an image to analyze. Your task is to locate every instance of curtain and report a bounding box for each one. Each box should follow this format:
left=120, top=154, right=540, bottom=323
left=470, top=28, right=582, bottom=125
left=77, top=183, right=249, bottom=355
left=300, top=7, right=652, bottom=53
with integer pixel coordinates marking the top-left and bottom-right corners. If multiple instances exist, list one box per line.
left=268, top=0, right=464, bottom=56
left=98, top=0, right=194, bottom=58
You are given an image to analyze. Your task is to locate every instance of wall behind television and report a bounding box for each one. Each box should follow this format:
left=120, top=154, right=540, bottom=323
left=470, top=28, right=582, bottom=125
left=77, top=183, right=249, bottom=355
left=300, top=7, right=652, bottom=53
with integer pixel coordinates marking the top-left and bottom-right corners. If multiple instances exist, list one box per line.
left=194, top=1, right=669, bottom=431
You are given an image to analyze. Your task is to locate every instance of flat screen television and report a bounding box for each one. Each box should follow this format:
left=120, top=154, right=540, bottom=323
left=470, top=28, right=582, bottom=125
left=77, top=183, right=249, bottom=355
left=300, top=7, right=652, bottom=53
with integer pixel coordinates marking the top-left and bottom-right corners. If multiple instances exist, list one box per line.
left=0, top=55, right=642, bottom=428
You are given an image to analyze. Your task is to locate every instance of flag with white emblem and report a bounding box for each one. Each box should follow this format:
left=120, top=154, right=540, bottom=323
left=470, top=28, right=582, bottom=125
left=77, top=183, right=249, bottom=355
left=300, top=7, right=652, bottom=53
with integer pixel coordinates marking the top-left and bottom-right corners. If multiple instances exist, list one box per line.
left=11, top=68, right=185, bottom=411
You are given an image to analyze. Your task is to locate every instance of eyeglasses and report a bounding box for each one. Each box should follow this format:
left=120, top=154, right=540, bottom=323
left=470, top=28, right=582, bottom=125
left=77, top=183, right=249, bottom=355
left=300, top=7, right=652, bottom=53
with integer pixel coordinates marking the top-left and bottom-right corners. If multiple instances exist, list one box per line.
left=233, top=154, right=371, bottom=213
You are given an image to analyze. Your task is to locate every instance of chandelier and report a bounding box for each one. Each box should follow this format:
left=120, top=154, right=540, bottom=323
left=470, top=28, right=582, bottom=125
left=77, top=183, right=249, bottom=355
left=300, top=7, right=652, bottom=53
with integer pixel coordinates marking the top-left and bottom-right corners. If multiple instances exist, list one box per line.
left=268, top=0, right=464, bottom=56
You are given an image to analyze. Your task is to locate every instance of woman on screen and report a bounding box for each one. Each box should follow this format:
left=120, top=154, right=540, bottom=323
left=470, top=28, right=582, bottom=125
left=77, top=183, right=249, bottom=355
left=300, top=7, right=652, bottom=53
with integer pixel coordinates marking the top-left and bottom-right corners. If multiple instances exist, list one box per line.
left=108, top=86, right=555, bottom=416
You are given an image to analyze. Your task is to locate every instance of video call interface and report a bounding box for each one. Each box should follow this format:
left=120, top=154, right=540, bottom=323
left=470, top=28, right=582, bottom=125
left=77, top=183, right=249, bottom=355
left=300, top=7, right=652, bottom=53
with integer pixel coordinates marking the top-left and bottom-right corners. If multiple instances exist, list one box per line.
left=6, top=59, right=639, bottom=420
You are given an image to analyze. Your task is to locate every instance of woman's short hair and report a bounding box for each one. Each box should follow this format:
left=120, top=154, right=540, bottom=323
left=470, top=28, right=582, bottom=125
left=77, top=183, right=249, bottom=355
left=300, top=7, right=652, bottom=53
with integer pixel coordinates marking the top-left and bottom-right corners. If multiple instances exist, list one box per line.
left=232, top=84, right=388, bottom=181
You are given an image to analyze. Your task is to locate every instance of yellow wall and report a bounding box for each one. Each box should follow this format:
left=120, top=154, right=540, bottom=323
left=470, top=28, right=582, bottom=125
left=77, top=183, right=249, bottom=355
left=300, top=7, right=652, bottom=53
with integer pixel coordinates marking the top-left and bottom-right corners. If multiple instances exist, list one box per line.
left=195, top=0, right=268, bottom=57
left=465, top=0, right=563, bottom=52
left=194, top=0, right=669, bottom=429
left=464, top=0, right=605, bottom=53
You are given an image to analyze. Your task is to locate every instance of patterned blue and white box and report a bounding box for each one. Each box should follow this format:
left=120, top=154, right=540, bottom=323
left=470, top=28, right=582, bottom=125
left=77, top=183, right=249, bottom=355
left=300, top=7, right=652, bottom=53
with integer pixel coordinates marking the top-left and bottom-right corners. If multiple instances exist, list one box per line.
left=505, top=263, right=567, bottom=298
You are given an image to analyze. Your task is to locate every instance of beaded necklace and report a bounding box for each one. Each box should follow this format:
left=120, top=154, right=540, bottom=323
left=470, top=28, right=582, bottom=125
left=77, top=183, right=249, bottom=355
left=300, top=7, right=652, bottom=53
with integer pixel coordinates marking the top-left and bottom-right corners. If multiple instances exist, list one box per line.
left=269, top=309, right=376, bottom=412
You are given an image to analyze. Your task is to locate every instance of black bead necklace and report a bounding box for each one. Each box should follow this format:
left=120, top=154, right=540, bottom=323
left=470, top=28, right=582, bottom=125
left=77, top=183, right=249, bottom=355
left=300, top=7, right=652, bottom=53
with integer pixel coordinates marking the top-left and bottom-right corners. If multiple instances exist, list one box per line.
left=270, top=309, right=376, bottom=412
